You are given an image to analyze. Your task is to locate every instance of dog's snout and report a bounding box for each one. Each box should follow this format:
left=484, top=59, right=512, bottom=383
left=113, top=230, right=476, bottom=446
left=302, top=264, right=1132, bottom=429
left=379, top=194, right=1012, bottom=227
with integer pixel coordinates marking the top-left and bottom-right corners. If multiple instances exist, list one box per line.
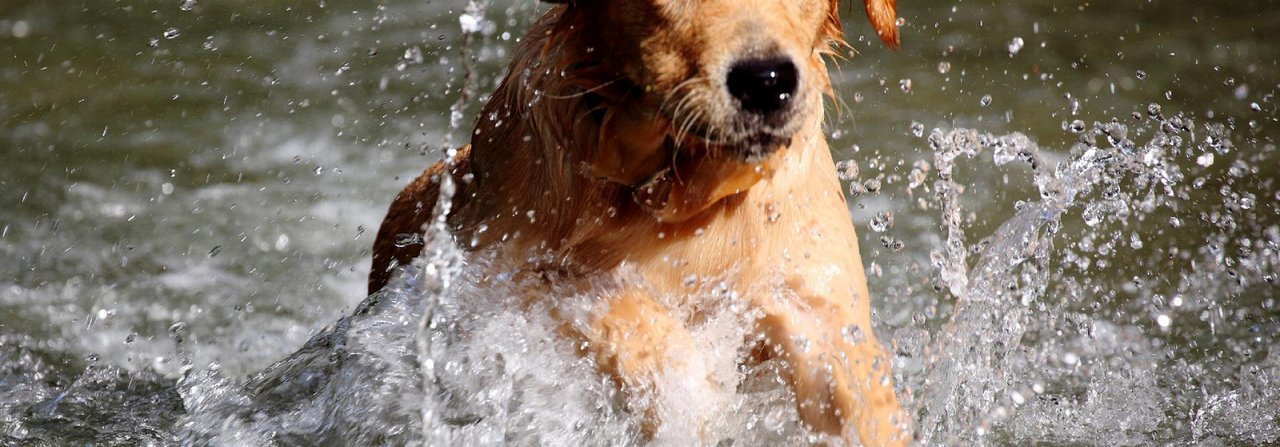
left=726, top=57, right=798, bottom=115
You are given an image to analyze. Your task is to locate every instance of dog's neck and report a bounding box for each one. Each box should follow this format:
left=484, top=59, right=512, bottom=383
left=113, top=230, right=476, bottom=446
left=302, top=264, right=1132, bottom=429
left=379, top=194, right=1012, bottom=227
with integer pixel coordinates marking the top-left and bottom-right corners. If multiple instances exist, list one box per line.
left=449, top=10, right=828, bottom=272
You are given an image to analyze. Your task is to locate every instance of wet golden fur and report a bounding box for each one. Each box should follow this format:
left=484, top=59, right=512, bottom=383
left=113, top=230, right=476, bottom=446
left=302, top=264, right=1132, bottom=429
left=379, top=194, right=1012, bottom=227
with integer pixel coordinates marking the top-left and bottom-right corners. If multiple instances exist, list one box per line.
left=370, top=0, right=908, bottom=444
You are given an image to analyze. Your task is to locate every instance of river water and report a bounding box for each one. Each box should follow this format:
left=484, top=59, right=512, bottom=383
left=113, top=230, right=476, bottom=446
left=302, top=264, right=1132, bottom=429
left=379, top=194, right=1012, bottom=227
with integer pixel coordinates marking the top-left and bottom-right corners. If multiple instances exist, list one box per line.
left=1, top=0, right=1277, bottom=445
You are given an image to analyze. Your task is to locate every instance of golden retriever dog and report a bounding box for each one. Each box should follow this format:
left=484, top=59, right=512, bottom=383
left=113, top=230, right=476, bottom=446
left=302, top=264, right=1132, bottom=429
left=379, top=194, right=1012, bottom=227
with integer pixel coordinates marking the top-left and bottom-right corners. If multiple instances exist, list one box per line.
left=370, top=0, right=907, bottom=444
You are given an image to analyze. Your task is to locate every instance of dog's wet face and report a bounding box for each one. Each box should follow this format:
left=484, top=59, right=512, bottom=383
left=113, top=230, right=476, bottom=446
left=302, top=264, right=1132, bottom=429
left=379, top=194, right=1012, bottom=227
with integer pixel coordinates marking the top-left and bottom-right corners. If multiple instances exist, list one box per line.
left=575, top=0, right=842, bottom=163
left=547, top=0, right=897, bottom=221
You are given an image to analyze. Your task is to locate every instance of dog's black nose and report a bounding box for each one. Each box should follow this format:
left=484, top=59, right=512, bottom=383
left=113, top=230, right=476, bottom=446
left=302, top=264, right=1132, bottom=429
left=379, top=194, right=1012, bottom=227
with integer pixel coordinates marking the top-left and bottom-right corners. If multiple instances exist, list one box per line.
left=726, top=57, right=798, bottom=115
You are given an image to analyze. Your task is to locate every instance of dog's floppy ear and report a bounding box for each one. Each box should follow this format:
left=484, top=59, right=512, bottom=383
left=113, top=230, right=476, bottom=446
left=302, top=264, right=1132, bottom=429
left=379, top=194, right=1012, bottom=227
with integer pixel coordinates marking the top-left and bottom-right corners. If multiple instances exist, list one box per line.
left=863, top=0, right=900, bottom=48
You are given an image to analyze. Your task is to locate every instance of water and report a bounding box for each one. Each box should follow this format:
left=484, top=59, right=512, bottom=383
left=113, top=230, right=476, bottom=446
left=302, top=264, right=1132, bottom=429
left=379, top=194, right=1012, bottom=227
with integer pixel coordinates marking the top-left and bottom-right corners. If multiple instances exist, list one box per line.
left=2, top=0, right=1278, bottom=445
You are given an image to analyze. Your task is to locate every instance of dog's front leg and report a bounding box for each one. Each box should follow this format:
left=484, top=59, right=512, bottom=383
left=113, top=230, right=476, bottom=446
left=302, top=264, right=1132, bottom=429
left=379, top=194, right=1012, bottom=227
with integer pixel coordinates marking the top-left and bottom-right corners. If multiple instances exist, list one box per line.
left=757, top=296, right=908, bottom=446
left=581, top=288, right=709, bottom=438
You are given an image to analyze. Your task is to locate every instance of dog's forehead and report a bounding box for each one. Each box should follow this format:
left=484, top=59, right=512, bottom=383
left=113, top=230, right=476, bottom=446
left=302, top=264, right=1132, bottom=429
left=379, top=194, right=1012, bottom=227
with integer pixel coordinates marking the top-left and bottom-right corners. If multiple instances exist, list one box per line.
left=600, top=0, right=834, bottom=21
left=582, top=0, right=899, bottom=49
left=593, top=0, right=836, bottom=51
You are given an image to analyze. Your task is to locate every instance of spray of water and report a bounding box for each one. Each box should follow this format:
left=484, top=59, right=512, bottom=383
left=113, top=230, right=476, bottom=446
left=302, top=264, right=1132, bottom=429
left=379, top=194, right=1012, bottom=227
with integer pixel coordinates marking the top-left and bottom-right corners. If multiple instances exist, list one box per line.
left=914, top=110, right=1278, bottom=445
left=4, top=3, right=1276, bottom=446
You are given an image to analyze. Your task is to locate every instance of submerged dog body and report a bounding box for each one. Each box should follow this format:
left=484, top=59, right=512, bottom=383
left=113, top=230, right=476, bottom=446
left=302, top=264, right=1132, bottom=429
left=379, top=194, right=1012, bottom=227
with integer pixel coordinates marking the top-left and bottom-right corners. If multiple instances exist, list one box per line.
left=371, top=1, right=908, bottom=444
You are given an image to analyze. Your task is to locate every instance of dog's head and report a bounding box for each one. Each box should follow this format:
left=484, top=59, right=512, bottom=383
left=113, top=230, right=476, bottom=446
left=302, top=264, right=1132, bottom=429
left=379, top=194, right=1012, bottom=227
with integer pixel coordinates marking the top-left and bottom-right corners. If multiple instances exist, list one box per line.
left=543, top=0, right=898, bottom=221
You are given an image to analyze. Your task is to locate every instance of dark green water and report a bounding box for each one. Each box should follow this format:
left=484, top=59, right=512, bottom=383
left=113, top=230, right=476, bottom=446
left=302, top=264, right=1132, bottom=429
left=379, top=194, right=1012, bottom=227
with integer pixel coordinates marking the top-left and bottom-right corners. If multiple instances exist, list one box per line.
left=1, top=0, right=1277, bottom=445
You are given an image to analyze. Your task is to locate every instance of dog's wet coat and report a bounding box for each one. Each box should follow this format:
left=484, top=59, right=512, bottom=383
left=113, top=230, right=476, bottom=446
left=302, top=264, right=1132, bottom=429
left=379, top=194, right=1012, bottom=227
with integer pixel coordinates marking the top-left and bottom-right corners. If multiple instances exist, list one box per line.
left=371, top=1, right=908, bottom=444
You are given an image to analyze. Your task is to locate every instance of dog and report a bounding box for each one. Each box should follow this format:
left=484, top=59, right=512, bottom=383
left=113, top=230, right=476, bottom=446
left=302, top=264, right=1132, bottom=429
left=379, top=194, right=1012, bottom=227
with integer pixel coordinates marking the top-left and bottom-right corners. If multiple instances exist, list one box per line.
left=369, top=0, right=908, bottom=444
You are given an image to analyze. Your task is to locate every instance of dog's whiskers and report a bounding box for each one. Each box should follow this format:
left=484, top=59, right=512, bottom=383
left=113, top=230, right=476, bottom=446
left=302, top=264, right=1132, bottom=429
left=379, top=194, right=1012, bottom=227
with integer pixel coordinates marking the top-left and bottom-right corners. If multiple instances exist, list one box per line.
left=663, top=78, right=708, bottom=145
left=668, top=93, right=701, bottom=147
left=675, top=101, right=705, bottom=148
left=544, top=78, right=622, bottom=100
left=659, top=77, right=703, bottom=112
left=667, top=109, right=697, bottom=147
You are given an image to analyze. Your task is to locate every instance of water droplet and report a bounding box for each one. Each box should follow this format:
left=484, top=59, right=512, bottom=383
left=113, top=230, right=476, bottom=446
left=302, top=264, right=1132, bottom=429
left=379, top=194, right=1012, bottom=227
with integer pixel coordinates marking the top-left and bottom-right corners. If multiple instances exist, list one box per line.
left=870, top=211, right=894, bottom=232
left=911, top=122, right=925, bottom=137
left=274, top=234, right=290, bottom=251
left=404, top=46, right=424, bottom=65
left=835, top=160, right=860, bottom=181
left=791, top=334, right=810, bottom=353
left=1196, top=152, right=1215, bottom=167
left=937, top=61, right=951, bottom=74
left=899, top=79, right=912, bottom=93
left=1007, top=37, right=1025, bottom=55
left=163, top=28, right=181, bottom=40
left=1147, top=102, right=1162, bottom=118
left=1234, top=84, right=1249, bottom=100
left=862, top=178, right=882, bottom=194
left=1239, top=195, right=1255, bottom=210
left=11, top=21, right=30, bottom=39
left=459, top=13, right=482, bottom=33
left=1135, top=69, right=1147, bottom=80
left=848, top=182, right=866, bottom=197
left=179, top=0, right=197, bottom=11
left=169, top=321, right=187, bottom=338
left=841, top=324, right=865, bottom=344
left=1068, top=119, right=1086, bottom=133
left=161, top=182, right=174, bottom=195
left=1082, top=204, right=1104, bottom=227
left=682, top=274, right=698, bottom=287
left=908, top=160, right=930, bottom=189
left=979, top=95, right=993, bottom=107
left=1156, top=314, right=1172, bottom=328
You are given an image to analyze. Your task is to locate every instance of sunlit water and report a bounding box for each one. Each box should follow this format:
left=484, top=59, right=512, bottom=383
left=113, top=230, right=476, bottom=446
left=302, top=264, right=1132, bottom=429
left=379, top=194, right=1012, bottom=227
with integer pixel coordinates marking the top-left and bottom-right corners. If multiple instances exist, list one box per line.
left=2, top=0, right=1277, bottom=445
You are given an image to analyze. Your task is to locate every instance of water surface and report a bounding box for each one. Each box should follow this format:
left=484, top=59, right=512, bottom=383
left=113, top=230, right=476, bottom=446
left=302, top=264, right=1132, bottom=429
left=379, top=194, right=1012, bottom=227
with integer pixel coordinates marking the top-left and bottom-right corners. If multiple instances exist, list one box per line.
left=1, top=0, right=1277, bottom=445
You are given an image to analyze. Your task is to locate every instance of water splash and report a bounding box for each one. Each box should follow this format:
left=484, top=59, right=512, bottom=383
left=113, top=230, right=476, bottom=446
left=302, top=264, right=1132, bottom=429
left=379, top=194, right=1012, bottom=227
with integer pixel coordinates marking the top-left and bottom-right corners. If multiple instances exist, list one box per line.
left=914, top=109, right=1279, bottom=445
left=168, top=110, right=1278, bottom=446
left=175, top=256, right=841, bottom=445
left=3, top=2, right=1277, bottom=445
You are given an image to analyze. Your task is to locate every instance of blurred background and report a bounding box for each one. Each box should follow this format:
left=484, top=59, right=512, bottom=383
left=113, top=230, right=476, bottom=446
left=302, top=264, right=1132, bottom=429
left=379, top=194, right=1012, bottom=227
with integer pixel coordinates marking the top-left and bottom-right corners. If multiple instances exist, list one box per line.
left=1, top=0, right=1277, bottom=444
